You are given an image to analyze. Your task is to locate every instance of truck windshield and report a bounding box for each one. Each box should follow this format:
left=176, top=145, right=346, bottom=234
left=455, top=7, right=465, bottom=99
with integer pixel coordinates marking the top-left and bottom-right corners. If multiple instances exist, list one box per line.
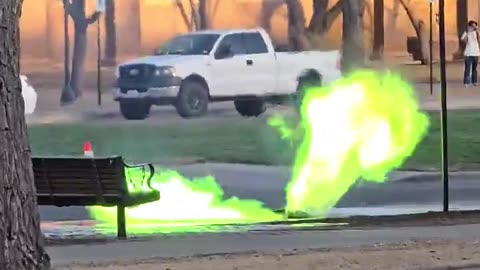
left=155, top=34, right=220, bottom=55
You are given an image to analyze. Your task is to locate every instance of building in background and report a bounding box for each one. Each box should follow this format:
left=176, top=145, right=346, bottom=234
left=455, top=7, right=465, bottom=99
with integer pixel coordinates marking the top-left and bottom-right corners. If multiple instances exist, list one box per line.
left=19, top=0, right=478, bottom=62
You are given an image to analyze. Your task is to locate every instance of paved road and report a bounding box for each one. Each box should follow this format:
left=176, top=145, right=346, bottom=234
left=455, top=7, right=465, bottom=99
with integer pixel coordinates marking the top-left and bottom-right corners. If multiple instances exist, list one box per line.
left=39, top=163, right=480, bottom=221
left=49, top=223, right=480, bottom=267
left=27, top=82, right=480, bottom=125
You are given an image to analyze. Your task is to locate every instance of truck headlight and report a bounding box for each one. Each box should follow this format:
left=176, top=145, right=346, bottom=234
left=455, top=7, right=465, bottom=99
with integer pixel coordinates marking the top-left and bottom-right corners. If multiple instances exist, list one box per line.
left=155, top=66, right=175, bottom=76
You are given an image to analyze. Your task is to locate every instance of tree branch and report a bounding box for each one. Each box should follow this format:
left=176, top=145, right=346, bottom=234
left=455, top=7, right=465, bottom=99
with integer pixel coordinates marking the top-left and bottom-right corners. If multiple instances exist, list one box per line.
left=188, top=0, right=200, bottom=30
left=260, top=0, right=285, bottom=33
left=175, top=0, right=193, bottom=31
left=398, top=0, right=419, bottom=27
left=322, top=0, right=343, bottom=31
left=308, top=0, right=343, bottom=34
left=86, top=11, right=101, bottom=25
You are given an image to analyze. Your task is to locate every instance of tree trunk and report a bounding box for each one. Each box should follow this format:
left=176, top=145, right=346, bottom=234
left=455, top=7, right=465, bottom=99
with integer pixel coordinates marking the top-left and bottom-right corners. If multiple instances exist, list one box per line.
left=70, top=21, right=88, bottom=97
left=285, top=0, right=310, bottom=50
left=0, top=1, right=51, bottom=269
left=371, top=0, right=384, bottom=59
left=454, top=0, right=468, bottom=59
left=399, top=0, right=430, bottom=64
left=63, top=0, right=100, bottom=100
left=103, top=0, right=117, bottom=66
left=198, top=0, right=209, bottom=30
left=342, top=0, right=365, bottom=72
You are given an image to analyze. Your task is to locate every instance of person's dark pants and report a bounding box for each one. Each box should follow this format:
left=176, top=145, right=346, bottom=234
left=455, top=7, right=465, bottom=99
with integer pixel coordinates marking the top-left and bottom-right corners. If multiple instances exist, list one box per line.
left=464, top=56, right=479, bottom=85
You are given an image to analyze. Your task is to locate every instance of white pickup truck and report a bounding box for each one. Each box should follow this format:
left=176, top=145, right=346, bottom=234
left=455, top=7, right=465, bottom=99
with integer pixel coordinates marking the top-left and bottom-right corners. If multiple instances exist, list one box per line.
left=113, top=28, right=342, bottom=120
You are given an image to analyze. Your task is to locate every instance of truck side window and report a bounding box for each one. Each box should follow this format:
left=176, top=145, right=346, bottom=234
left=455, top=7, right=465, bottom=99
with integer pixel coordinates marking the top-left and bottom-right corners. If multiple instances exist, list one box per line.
left=244, top=33, right=268, bottom=54
left=215, top=33, right=246, bottom=57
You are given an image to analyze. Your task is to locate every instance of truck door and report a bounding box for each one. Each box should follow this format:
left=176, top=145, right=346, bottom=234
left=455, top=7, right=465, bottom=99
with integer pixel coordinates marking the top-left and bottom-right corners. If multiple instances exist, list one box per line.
left=242, top=32, right=276, bottom=96
left=209, top=33, right=249, bottom=96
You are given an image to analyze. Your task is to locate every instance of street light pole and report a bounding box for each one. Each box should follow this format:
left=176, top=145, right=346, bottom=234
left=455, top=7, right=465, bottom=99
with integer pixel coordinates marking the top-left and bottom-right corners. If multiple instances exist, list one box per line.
left=96, top=0, right=106, bottom=106
left=429, top=0, right=433, bottom=95
left=97, top=15, right=102, bottom=106
left=438, top=0, right=449, bottom=212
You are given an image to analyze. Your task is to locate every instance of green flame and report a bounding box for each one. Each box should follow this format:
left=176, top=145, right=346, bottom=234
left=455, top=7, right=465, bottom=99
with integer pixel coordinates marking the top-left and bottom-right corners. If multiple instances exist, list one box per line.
left=88, top=70, right=429, bottom=233
left=284, top=70, right=429, bottom=216
left=89, top=170, right=280, bottom=234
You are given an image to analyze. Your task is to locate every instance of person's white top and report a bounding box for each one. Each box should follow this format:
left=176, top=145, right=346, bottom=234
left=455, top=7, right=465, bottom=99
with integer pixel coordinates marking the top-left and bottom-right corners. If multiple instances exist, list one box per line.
left=462, top=30, right=480, bottom=56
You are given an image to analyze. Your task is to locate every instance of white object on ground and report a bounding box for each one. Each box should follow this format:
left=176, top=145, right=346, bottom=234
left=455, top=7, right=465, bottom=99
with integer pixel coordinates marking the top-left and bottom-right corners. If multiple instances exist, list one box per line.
left=21, top=74, right=37, bottom=115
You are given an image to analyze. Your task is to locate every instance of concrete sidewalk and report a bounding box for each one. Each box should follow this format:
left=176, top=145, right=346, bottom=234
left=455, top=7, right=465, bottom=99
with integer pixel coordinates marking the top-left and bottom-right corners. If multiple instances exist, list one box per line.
left=49, top=223, right=480, bottom=268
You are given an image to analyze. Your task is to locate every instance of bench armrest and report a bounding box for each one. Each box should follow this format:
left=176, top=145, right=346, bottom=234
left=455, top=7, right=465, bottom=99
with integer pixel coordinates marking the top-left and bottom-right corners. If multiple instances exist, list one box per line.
left=123, top=162, right=155, bottom=190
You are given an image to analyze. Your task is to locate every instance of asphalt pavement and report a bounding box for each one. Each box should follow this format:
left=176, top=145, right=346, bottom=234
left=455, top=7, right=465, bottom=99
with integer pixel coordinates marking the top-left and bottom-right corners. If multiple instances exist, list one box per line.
left=49, top=223, right=480, bottom=267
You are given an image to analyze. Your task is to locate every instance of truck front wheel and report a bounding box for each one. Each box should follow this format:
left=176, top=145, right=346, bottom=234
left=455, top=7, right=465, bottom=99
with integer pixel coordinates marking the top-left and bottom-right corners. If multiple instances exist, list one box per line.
left=234, top=100, right=266, bottom=117
left=119, top=100, right=151, bottom=120
left=176, top=81, right=209, bottom=118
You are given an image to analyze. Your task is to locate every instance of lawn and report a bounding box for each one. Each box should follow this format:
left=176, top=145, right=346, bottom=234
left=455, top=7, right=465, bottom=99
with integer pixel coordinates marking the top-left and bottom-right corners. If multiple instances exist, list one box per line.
left=28, top=110, right=480, bottom=170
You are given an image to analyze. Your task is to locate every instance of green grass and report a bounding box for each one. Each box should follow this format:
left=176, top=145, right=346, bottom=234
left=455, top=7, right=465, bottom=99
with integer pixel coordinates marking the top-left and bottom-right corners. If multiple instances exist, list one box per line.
left=28, top=110, right=480, bottom=170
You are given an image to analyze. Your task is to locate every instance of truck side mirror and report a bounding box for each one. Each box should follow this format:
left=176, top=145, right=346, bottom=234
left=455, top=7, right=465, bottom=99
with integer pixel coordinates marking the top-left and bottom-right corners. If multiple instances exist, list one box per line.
left=215, top=44, right=233, bottom=59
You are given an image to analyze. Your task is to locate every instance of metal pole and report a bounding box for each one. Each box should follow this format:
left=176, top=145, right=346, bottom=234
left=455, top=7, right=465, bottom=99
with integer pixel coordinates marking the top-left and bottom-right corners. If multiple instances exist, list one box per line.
left=97, top=15, right=102, bottom=106
left=429, top=1, right=433, bottom=95
left=438, top=0, right=449, bottom=212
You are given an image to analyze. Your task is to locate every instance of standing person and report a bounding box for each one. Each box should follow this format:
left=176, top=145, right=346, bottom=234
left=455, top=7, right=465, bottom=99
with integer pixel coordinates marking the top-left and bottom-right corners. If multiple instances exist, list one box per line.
left=461, top=20, right=480, bottom=87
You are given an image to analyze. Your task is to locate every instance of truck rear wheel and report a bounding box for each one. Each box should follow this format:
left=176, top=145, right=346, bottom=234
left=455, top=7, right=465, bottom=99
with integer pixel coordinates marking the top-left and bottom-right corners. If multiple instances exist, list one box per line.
left=296, top=71, right=322, bottom=110
left=234, top=100, right=266, bottom=117
left=119, top=100, right=151, bottom=120
left=176, top=81, right=209, bottom=118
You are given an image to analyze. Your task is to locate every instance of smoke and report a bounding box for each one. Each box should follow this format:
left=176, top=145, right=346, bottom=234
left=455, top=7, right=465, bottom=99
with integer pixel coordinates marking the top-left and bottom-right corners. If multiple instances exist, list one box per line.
left=282, top=70, right=429, bottom=216
left=88, top=70, right=429, bottom=233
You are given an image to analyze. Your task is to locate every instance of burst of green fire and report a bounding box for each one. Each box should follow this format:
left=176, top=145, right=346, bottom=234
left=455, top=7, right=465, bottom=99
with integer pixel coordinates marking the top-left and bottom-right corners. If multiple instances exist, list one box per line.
left=89, top=170, right=281, bottom=234
left=284, top=70, right=429, bottom=216
left=88, top=70, right=429, bottom=232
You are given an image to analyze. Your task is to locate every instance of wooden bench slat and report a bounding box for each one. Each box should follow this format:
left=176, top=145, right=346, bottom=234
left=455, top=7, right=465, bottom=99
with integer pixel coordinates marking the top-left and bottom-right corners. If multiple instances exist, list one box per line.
left=35, top=186, right=123, bottom=194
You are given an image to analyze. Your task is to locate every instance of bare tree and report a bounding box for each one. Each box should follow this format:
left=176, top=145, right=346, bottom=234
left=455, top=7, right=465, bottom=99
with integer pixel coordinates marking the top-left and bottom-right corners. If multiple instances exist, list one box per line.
left=198, top=0, right=209, bottom=29
left=386, top=0, right=400, bottom=32
left=371, top=0, right=384, bottom=59
left=260, top=0, right=284, bottom=33
left=260, top=0, right=344, bottom=50
left=103, top=0, right=117, bottom=66
left=46, top=0, right=56, bottom=59
left=342, top=0, right=366, bottom=72
left=0, top=0, right=51, bottom=269
left=308, top=0, right=343, bottom=35
left=176, top=0, right=193, bottom=31
left=286, top=0, right=310, bottom=50
left=454, top=0, right=468, bottom=58
left=398, top=0, right=430, bottom=64
left=62, top=0, right=100, bottom=103
left=176, top=0, right=209, bottom=31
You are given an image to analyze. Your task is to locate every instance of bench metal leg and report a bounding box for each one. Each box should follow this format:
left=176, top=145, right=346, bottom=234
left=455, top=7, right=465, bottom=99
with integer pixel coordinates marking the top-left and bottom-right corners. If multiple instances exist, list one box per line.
left=117, top=205, right=127, bottom=239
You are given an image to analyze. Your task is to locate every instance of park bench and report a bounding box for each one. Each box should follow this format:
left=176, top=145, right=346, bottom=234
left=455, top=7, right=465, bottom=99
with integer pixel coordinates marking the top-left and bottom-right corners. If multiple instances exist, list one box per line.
left=32, top=156, right=160, bottom=239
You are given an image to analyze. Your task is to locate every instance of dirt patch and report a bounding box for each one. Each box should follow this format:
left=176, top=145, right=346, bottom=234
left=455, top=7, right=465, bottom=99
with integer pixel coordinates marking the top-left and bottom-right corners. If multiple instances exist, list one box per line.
left=60, top=240, right=480, bottom=270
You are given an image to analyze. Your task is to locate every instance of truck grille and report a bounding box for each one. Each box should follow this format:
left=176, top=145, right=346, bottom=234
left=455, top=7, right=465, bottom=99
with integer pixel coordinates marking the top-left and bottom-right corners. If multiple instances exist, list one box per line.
left=119, top=64, right=156, bottom=83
